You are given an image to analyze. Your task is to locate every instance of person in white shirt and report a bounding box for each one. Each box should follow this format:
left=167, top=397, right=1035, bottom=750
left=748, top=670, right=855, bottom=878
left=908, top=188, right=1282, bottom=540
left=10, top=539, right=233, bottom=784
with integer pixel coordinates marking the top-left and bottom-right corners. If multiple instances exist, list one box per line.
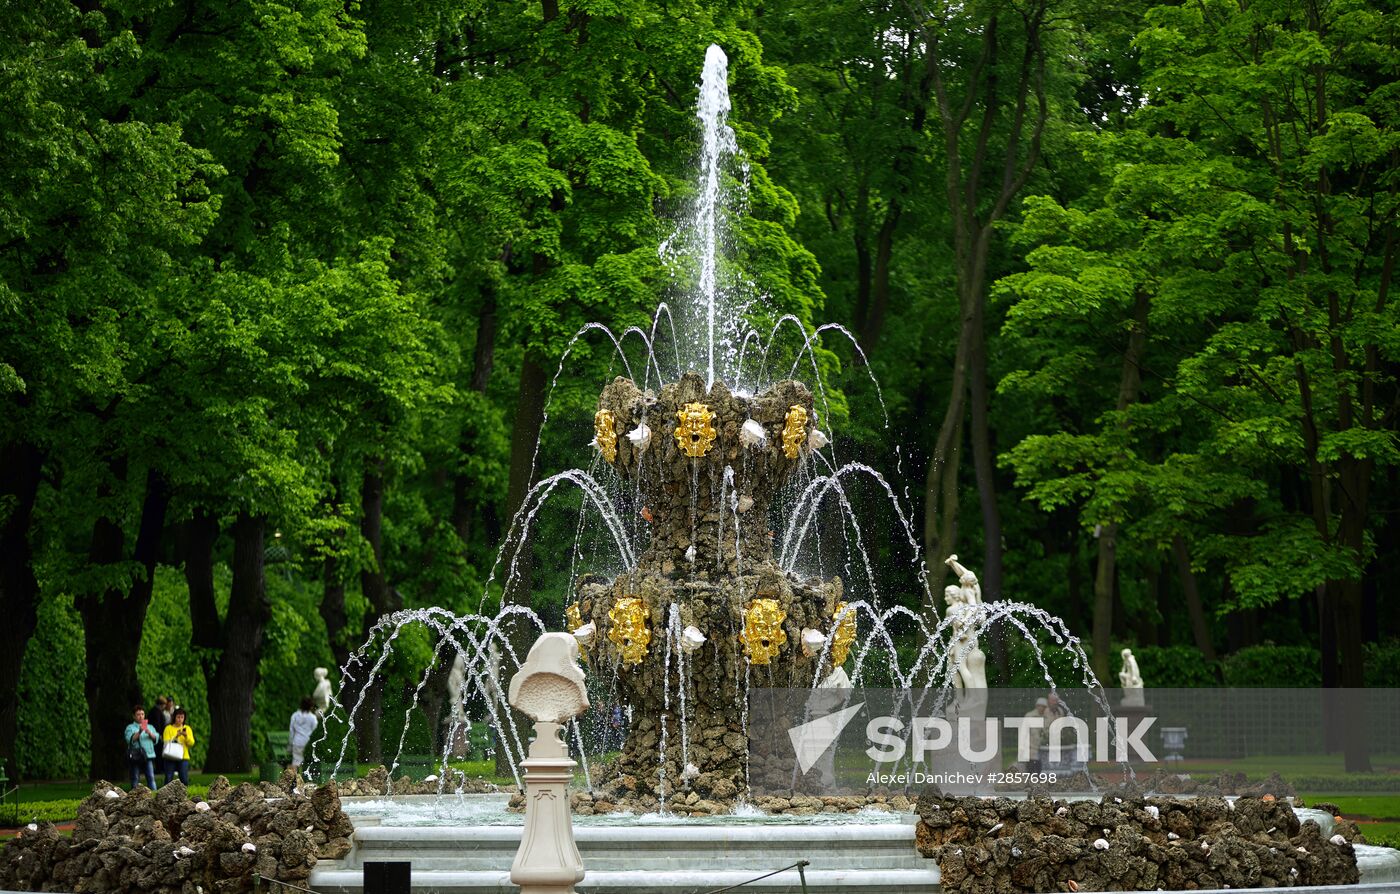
left=289, top=697, right=320, bottom=768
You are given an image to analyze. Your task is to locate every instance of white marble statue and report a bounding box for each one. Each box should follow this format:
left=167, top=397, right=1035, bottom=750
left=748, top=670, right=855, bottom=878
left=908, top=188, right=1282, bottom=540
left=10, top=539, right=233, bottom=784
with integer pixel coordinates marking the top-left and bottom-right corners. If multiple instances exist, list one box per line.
left=447, top=653, right=469, bottom=723
left=1119, top=647, right=1146, bottom=707
left=311, top=667, right=333, bottom=715
left=943, top=555, right=987, bottom=690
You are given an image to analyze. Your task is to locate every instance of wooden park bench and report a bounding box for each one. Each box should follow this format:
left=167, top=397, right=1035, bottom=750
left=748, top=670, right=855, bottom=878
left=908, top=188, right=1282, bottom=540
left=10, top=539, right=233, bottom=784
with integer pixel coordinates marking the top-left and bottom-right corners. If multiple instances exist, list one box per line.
left=263, top=731, right=292, bottom=780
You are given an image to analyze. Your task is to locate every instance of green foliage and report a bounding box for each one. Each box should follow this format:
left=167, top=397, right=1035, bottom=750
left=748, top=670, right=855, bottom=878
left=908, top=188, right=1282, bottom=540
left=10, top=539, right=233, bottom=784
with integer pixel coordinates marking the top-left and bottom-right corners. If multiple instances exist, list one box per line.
left=138, top=570, right=211, bottom=767
left=1128, top=646, right=1221, bottom=688
left=1001, top=635, right=1094, bottom=690
left=1363, top=641, right=1400, bottom=688
left=5, top=0, right=1398, bottom=783
left=1221, top=646, right=1323, bottom=688
left=14, top=597, right=90, bottom=780
left=251, top=571, right=337, bottom=761
left=7, top=800, right=84, bottom=825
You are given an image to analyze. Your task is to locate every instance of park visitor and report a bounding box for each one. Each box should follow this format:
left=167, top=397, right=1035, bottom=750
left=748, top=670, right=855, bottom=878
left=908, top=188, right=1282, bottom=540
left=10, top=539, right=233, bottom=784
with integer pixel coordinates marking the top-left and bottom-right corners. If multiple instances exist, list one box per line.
left=289, top=697, right=319, bottom=768
left=162, top=707, right=195, bottom=785
left=147, top=695, right=170, bottom=777
left=123, top=706, right=160, bottom=791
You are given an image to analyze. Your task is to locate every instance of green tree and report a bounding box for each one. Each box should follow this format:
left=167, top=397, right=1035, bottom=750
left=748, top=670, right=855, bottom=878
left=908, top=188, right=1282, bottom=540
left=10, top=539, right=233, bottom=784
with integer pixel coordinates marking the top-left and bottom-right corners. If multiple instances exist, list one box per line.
left=1001, top=0, right=1400, bottom=767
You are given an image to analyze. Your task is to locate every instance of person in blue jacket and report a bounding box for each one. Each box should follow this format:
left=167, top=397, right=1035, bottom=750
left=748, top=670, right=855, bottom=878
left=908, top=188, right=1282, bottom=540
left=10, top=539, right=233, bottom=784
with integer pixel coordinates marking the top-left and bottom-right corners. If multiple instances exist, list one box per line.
left=123, top=706, right=160, bottom=790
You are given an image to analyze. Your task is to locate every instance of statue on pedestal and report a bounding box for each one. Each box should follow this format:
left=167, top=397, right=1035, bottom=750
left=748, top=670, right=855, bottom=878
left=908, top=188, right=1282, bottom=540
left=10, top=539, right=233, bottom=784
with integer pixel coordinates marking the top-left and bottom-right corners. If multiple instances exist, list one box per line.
left=311, top=667, right=333, bottom=715
left=943, top=555, right=987, bottom=690
left=1119, top=647, right=1146, bottom=708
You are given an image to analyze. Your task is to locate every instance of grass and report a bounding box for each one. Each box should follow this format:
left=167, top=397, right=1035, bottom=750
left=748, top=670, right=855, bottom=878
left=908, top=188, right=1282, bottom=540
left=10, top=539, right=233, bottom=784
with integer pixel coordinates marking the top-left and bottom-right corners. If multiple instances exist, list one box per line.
left=1, top=759, right=514, bottom=830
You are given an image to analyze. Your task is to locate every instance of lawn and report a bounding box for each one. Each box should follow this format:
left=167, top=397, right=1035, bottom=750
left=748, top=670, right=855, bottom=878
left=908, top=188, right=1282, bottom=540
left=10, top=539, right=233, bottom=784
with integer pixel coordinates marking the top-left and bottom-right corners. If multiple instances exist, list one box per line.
left=1, top=760, right=513, bottom=831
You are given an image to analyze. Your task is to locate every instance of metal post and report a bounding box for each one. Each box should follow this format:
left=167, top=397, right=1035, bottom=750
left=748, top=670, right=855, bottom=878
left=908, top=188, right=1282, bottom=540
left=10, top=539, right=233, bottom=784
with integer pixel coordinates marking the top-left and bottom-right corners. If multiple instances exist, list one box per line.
left=364, top=861, right=411, bottom=894
left=797, top=859, right=810, bottom=893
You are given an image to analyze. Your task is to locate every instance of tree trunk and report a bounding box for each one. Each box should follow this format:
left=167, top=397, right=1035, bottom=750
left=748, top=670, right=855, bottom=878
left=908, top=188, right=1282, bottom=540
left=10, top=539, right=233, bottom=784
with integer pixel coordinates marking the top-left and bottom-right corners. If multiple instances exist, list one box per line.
left=320, top=556, right=350, bottom=672
left=1091, top=524, right=1118, bottom=682
left=452, top=284, right=499, bottom=549
left=184, top=510, right=221, bottom=652
left=922, top=308, right=972, bottom=608
left=497, top=354, right=548, bottom=773
left=78, top=467, right=169, bottom=781
left=1171, top=536, right=1216, bottom=664
left=860, top=204, right=901, bottom=351
left=1335, top=460, right=1372, bottom=772
left=204, top=513, right=270, bottom=773
left=967, top=295, right=1005, bottom=675
left=0, top=441, right=44, bottom=778
left=503, top=355, right=548, bottom=606
left=356, top=466, right=399, bottom=764
left=1090, top=290, right=1150, bottom=680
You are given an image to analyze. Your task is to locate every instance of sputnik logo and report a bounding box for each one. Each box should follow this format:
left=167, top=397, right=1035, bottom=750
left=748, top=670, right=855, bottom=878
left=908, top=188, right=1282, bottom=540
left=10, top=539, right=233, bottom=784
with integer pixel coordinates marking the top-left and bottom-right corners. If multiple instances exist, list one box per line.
left=787, top=703, right=865, bottom=773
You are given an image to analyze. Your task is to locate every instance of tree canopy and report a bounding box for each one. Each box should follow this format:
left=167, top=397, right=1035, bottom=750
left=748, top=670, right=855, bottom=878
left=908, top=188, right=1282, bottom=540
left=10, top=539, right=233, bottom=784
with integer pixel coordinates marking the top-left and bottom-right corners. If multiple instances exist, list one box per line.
left=1, top=0, right=1396, bottom=779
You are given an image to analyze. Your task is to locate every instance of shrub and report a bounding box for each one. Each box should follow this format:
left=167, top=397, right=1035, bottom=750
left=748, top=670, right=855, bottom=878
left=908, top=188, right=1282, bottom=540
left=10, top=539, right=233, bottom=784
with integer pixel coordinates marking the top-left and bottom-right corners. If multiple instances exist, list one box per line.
left=1222, top=645, right=1322, bottom=687
left=15, top=595, right=90, bottom=780
left=1364, top=640, right=1400, bottom=687
left=1128, top=645, right=1220, bottom=687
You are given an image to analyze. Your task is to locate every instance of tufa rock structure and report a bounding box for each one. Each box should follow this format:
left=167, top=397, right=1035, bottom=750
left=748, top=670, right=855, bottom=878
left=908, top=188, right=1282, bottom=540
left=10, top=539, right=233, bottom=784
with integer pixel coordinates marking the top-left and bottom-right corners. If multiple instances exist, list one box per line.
left=0, top=776, right=353, bottom=894
left=576, top=373, right=845, bottom=806
left=915, top=793, right=1361, bottom=893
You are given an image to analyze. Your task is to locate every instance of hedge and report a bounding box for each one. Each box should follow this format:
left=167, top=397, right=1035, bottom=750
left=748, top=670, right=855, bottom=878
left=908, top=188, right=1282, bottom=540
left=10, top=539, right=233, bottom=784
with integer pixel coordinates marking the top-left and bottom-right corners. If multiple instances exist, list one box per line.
left=16, top=567, right=342, bottom=780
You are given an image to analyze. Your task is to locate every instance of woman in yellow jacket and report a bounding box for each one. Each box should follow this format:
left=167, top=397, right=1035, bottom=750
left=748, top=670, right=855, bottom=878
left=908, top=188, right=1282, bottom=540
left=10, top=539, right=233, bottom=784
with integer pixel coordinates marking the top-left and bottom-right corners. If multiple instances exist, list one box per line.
left=162, top=707, right=195, bottom=785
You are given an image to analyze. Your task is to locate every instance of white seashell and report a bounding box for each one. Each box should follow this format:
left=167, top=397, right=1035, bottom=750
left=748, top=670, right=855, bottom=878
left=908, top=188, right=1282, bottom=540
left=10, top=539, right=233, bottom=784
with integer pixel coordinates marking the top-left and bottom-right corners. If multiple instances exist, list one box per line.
left=241, top=843, right=257, bottom=854
left=801, top=628, right=828, bottom=658
left=736, top=495, right=754, bottom=514
left=1290, top=868, right=1299, bottom=876
left=1114, top=797, right=1122, bottom=803
left=807, top=429, right=829, bottom=451
left=1331, top=834, right=1347, bottom=846
left=627, top=423, right=652, bottom=452
left=740, top=419, right=767, bottom=448
left=1093, top=838, right=1110, bottom=850
left=988, top=823, right=1003, bottom=834
left=573, top=621, right=596, bottom=648
left=1167, top=832, right=1179, bottom=840
left=1012, top=846, right=1023, bottom=858
left=26, top=823, right=37, bottom=831
left=195, top=801, right=211, bottom=812
left=1297, top=847, right=1308, bottom=854
left=423, top=774, right=438, bottom=783
left=176, top=846, right=195, bottom=858
left=1056, top=806, right=1069, bottom=816
left=105, top=790, right=120, bottom=799
left=682, top=762, right=700, bottom=781
left=684, top=545, right=696, bottom=563
left=292, top=787, right=301, bottom=795
left=1201, top=841, right=1211, bottom=850
left=681, top=626, right=707, bottom=653
left=1145, top=805, right=1159, bottom=819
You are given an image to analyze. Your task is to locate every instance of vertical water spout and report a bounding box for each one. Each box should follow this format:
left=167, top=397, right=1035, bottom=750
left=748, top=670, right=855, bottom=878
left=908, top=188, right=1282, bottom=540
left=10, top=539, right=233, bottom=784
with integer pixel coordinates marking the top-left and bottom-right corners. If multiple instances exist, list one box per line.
left=697, top=44, right=734, bottom=387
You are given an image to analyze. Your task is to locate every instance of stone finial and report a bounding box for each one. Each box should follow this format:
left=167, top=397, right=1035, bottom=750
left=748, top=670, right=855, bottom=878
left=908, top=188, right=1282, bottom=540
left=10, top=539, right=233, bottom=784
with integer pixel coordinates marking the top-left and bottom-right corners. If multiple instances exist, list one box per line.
left=509, top=633, right=588, bottom=894
left=508, top=633, right=590, bottom=725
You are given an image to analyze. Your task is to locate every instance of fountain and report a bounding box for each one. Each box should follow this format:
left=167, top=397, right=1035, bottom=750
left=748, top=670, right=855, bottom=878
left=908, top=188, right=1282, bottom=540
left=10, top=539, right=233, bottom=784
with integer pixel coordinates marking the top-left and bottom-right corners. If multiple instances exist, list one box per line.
left=296, top=43, right=1400, bottom=894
